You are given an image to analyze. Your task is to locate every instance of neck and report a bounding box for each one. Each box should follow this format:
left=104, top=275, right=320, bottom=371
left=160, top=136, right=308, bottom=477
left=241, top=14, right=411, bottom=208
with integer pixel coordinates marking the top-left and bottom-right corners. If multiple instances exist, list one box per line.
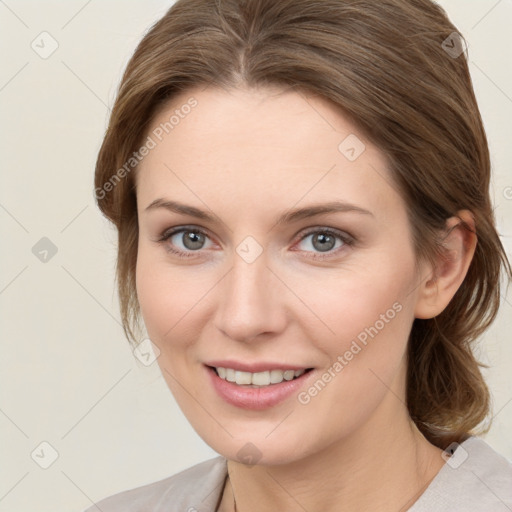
left=219, top=388, right=445, bottom=512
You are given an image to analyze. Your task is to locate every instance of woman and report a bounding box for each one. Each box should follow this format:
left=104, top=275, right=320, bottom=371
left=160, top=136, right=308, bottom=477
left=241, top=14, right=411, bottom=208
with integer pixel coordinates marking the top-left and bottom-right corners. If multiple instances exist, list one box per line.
left=86, top=0, right=512, bottom=510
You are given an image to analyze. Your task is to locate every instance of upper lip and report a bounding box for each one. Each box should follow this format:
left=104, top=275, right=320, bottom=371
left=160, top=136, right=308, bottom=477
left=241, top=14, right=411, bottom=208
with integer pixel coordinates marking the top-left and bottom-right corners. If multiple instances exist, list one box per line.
left=204, top=360, right=312, bottom=373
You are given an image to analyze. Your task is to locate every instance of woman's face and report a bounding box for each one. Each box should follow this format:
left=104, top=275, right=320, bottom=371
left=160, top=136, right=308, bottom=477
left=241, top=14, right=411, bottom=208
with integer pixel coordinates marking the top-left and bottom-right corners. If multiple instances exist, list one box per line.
left=135, top=85, right=428, bottom=465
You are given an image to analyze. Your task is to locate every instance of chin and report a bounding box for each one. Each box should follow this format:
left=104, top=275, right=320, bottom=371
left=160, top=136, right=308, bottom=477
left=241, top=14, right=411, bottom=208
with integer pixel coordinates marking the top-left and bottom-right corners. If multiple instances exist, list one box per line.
left=195, top=425, right=322, bottom=467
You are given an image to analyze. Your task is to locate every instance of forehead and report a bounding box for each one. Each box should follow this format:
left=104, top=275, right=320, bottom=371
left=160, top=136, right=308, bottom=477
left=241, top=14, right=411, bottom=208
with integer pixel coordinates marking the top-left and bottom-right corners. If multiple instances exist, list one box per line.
left=135, top=85, right=403, bottom=222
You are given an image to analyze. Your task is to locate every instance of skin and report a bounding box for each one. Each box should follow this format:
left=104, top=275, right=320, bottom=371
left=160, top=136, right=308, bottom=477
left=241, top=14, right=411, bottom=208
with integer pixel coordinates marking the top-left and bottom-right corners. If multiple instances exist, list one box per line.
left=135, top=85, right=477, bottom=512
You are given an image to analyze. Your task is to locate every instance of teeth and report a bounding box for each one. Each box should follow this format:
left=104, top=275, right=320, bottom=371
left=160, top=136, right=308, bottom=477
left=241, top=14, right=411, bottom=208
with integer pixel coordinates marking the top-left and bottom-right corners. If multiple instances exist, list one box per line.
left=252, top=371, right=270, bottom=386
left=235, top=370, right=252, bottom=385
left=214, top=367, right=307, bottom=386
left=270, top=369, right=284, bottom=384
left=283, top=370, right=295, bottom=381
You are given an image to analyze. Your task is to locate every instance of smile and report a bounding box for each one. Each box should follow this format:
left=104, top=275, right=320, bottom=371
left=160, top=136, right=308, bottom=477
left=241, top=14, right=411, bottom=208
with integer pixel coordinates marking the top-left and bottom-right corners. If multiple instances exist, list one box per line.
left=212, top=367, right=310, bottom=387
left=205, top=364, right=315, bottom=410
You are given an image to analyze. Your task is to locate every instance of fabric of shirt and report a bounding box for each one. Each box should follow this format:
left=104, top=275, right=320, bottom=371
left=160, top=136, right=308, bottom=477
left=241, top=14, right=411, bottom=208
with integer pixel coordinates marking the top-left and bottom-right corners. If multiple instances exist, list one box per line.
left=83, top=436, right=512, bottom=512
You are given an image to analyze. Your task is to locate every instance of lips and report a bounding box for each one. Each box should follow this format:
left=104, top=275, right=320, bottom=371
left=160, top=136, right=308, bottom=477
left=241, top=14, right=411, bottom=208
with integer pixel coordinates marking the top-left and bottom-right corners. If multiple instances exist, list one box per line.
left=204, top=362, right=315, bottom=410
left=204, top=360, right=310, bottom=373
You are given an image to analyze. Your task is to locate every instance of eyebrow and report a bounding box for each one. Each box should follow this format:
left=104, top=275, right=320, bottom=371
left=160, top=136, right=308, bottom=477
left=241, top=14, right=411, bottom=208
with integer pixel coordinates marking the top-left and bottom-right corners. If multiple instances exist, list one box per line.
left=144, top=198, right=373, bottom=224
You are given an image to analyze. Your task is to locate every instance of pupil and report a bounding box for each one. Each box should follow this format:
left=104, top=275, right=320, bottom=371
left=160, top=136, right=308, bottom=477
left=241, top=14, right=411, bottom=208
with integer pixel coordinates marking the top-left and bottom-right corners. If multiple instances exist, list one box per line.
left=314, top=233, right=334, bottom=252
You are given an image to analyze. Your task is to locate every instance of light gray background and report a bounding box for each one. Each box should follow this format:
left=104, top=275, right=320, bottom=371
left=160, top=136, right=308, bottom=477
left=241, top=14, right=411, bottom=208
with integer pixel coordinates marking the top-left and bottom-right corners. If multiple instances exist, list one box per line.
left=0, top=1, right=511, bottom=511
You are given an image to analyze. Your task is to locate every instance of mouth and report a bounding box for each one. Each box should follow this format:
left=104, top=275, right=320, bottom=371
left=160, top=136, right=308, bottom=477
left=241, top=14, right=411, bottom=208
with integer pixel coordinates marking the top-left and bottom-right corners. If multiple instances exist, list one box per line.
left=207, top=365, right=314, bottom=387
left=205, top=363, right=315, bottom=410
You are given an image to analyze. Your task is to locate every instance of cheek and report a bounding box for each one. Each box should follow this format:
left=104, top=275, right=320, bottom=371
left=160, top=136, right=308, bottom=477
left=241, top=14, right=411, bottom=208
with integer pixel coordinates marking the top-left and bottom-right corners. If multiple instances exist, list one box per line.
left=135, top=241, right=222, bottom=365
left=291, top=271, right=415, bottom=442
left=294, top=262, right=414, bottom=350
left=135, top=244, right=191, bottom=346
left=293, top=254, right=418, bottom=411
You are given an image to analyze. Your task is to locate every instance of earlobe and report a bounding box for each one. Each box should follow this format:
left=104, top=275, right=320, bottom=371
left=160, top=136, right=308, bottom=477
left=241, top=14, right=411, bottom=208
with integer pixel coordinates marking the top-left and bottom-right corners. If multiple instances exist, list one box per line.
left=414, top=210, right=477, bottom=320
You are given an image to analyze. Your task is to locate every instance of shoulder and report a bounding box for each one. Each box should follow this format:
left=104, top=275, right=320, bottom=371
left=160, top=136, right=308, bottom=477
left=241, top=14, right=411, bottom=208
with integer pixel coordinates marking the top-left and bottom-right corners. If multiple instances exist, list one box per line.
left=410, top=436, right=512, bottom=511
left=83, top=455, right=228, bottom=512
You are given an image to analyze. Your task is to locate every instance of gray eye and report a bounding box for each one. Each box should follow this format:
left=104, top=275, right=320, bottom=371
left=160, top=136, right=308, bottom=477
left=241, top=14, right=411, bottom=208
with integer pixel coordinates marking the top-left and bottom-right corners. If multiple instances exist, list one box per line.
left=297, top=231, right=344, bottom=253
left=311, top=233, right=336, bottom=252
left=172, top=230, right=207, bottom=251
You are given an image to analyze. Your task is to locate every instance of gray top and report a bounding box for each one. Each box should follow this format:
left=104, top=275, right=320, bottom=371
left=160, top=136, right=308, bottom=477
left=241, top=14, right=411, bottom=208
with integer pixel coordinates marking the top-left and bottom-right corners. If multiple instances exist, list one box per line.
left=84, top=436, right=512, bottom=511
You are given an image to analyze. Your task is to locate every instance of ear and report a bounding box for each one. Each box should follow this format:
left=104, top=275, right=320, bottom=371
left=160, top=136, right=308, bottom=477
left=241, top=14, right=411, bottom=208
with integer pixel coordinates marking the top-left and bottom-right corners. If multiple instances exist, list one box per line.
left=414, top=210, right=477, bottom=319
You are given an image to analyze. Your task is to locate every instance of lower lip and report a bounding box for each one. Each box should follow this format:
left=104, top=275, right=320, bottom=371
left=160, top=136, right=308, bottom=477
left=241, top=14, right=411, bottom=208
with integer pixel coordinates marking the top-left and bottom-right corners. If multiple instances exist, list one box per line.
left=205, top=365, right=314, bottom=410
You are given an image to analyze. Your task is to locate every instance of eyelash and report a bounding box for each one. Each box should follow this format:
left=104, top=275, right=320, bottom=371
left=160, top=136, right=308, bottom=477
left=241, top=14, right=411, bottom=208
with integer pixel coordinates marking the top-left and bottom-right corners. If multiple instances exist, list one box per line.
left=156, top=225, right=354, bottom=261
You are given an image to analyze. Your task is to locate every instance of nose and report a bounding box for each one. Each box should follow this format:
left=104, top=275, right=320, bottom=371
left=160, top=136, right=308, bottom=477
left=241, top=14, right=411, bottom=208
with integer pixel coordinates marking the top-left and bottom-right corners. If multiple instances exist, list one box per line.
left=213, top=246, right=287, bottom=343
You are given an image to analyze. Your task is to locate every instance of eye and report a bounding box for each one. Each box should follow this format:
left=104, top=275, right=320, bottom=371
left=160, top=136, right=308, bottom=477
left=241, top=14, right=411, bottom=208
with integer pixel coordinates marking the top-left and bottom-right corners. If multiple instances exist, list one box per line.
left=157, top=226, right=214, bottom=258
left=293, top=228, right=353, bottom=259
left=156, top=225, right=354, bottom=260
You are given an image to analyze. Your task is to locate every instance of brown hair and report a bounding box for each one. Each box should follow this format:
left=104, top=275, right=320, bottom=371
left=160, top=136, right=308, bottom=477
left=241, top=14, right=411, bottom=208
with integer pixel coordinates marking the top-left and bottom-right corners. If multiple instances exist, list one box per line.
left=94, top=0, right=511, bottom=449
